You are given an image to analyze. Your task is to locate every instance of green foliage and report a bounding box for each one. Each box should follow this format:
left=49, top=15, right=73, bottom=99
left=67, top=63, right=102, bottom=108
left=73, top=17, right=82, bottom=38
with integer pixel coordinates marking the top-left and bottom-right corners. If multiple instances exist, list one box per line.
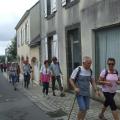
left=6, top=36, right=17, bottom=62
left=0, top=55, right=5, bottom=63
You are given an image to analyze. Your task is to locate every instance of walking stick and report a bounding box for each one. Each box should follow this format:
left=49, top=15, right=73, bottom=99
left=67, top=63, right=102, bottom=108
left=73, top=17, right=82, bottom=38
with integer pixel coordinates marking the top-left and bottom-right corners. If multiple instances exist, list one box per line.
left=67, top=94, right=76, bottom=120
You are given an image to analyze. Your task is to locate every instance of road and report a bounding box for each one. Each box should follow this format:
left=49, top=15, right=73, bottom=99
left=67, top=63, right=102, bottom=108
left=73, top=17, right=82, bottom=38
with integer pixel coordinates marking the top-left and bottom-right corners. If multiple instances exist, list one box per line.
left=0, top=72, right=53, bottom=120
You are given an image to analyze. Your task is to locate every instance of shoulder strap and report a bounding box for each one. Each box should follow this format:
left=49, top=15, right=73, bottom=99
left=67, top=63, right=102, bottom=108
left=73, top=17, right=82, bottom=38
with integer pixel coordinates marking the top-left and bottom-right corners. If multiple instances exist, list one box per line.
left=104, top=69, right=108, bottom=79
left=75, top=67, right=81, bottom=83
left=90, top=68, right=92, bottom=77
left=115, top=69, right=118, bottom=75
left=104, top=69, right=118, bottom=79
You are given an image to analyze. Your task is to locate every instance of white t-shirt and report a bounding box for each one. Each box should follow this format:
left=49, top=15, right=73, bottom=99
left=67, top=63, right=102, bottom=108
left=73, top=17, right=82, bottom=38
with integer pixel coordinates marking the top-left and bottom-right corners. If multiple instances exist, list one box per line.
left=40, top=65, right=51, bottom=75
left=70, top=66, right=93, bottom=79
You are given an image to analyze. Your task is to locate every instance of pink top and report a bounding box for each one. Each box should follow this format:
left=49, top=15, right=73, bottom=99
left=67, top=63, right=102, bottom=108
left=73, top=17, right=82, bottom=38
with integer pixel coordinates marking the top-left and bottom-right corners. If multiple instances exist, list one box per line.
left=100, top=69, right=118, bottom=93
left=40, top=65, right=51, bottom=83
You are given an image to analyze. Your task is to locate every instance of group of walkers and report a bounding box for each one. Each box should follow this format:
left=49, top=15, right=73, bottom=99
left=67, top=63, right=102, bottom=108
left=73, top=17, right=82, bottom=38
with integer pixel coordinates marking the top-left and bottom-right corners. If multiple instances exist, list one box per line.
left=40, top=56, right=65, bottom=97
left=8, top=62, right=20, bottom=90
left=8, top=60, right=32, bottom=90
left=5, top=55, right=120, bottom=120
left=69, top=56, right=120, bottom=120
left=0, top=63, right=7, bottom=72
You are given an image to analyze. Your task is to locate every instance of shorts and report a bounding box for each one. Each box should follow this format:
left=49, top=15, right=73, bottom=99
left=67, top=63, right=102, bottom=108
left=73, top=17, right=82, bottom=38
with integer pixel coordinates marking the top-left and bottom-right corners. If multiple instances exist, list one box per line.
left=76, top=95, right=90, bottom=111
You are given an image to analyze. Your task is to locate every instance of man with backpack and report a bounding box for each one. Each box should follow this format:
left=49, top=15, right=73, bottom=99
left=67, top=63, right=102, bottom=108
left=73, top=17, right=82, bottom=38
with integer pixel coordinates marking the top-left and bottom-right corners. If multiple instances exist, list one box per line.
left=50, top=56, right=65, bottom=97
left=23, top=60, right=31, bottom=88
left=69, top=56, right=99, bottom=120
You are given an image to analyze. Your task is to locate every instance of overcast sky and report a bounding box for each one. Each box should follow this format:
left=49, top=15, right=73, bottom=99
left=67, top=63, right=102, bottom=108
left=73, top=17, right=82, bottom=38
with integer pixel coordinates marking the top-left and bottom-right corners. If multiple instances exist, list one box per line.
left=0, top=0, right=39, bottom=55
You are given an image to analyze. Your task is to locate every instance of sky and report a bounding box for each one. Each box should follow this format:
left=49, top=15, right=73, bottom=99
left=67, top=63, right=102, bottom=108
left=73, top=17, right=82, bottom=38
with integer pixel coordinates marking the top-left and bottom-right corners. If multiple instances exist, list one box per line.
left=0, top=0, right=39, bottom=55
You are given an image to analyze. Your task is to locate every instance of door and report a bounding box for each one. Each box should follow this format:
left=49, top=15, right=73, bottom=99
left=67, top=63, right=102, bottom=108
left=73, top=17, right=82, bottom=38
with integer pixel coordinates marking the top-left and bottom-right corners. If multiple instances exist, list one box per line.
left=67, top=28, right=81, bottom=83
left=34, top=63, right=39, bottom=81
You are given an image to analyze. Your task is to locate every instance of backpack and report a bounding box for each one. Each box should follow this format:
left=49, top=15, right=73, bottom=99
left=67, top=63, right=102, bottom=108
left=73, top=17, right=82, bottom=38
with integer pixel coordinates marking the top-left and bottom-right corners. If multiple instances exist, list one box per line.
left=74, top=67, right=92, bottom=83
left=104, top=69, right=118, bottom=79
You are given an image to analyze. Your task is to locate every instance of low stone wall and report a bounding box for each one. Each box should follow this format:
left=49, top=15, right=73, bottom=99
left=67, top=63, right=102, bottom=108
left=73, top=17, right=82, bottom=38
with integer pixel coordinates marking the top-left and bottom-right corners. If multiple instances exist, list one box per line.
left=90, top=86, right=120, bottom=109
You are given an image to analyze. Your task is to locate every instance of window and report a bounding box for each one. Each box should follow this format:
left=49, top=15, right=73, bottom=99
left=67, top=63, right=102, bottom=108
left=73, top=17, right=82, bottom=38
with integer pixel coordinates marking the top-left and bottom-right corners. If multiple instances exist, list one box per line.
left=25, top=24, right=27, bottom=43
left=67, top=0, right=75, bottom=3
left=52, top=34, right=58, bottom=58
left=61, top=0, right=79, bottom=7
left=21, top=29, right=23, bottom=45
left=25, top=22, right=29, bottom=44
left=44, top=0, right=57, bottom=17
left=44, top=34, right=58, bottom=61
left=17, top=31, right=20, bottom=47
left=23, top=27, right=25, bottom=44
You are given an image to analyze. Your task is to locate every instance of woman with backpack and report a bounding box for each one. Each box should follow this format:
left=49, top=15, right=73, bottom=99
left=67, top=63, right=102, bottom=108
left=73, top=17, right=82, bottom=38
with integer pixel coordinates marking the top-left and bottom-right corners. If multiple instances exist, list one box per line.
left=40, top=60, right=51, bottom=96
left=99, top=58, right=120, bottom=120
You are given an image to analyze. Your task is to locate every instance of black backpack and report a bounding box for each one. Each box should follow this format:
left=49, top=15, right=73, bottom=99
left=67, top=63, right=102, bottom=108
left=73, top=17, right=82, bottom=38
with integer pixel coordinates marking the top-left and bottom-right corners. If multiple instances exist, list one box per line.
left=74, top=67, right=92, bottom=83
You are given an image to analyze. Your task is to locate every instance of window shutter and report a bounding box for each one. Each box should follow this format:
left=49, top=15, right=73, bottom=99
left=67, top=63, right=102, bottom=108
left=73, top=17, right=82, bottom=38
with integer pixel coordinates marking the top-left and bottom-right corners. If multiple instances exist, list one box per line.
left=44, top=0, right=47, bottom=17
left=51, top=0, right=57, bottom=13
left=45, top=37, right=48, bottom=59
left=52, top=34, right=58, bottom=58
left=61, top=0, right=66, bottom=6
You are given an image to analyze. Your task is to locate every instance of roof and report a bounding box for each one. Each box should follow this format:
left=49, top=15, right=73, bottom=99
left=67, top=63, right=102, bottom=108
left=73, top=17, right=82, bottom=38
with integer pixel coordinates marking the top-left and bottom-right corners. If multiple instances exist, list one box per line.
left=15, top=10, right=30, bottom=30
left=15, top=1, right=39, bottom=30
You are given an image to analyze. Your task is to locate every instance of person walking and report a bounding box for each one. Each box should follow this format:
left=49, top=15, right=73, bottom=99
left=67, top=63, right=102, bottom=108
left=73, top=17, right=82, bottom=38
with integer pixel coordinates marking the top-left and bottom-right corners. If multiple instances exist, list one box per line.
left=98, top=58, right=120, bottom=120
left=23, top=60, right=31, bottom=88
left=0, top=63, right=3, bottom=72
left=69, top=56, right=99, bottom=120
left=10, top=62, right=17, bottom=90
left=50, top=56, right=65, bottom=97
left=16, top=64, right=20, bottom=82
left=40, top=60, right=51, bottom=96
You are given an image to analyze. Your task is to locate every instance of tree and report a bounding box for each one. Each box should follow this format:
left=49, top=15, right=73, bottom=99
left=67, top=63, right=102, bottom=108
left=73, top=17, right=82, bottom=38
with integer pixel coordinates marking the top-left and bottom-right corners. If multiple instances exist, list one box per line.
left=7, top=36, right=17, bottom=62
left=0, top=55, right=5, bottom=63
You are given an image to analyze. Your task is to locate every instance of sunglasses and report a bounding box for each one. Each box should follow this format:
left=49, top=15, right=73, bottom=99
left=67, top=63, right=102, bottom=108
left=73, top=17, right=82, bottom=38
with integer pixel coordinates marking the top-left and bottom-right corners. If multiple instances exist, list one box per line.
left=108, top=63, right=115, bottom=66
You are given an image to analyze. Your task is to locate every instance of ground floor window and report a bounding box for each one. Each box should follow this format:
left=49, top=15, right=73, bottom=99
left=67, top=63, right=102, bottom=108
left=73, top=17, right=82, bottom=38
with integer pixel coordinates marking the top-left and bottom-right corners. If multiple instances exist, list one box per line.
left=95, top=26, right=120, bottom=89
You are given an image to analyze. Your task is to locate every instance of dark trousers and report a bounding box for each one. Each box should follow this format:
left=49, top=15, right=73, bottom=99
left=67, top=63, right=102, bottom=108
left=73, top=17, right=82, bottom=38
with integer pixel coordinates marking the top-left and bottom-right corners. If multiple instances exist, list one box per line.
left=103, top=92, right=117, bottom=111
left=16, top=75, right=19, bottom=82
left=43, top=82, right=49, bottom=95
left=52, top=76, right=63, bottom=92
left=11, top=75, right=17, bottom=86
left=24, top=74, right=30, bottom=88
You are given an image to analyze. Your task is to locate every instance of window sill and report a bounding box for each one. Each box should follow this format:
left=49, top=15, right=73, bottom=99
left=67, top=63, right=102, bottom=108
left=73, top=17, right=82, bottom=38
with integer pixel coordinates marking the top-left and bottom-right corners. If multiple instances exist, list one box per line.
left=65, top=0, right=80, bottom=9
left=45, top=12, right=56, bottom=20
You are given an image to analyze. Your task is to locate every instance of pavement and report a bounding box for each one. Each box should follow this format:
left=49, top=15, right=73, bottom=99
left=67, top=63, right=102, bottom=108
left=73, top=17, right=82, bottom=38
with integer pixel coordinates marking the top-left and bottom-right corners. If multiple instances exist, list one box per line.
left=3, top=73, right=120, bottom=120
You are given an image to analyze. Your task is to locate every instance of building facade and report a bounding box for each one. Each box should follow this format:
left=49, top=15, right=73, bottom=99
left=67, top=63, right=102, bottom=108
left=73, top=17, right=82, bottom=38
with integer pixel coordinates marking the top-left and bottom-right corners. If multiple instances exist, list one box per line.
left=15, top=1, right=40, bottom=81
left=39, top=0, right=81, bottom=88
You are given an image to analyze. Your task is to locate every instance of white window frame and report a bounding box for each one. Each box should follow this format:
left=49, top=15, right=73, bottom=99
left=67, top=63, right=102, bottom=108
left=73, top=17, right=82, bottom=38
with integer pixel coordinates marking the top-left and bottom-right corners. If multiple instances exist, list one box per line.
left=21, top=29, right=23, bottom=45
left=25, top=23, right=27, bottom=43
left=44, top=0, right=47, bottom=17
left=17, top=31, right=20, bottom=47
left=61, top=0, right=76, bottom=6
left=51, top=0, right=57, bottom=13
left=44, top=0, right=57, bottom=17
left=52, top=34, right=58, bottom=58
left=61, top=0, right=66, bottom=6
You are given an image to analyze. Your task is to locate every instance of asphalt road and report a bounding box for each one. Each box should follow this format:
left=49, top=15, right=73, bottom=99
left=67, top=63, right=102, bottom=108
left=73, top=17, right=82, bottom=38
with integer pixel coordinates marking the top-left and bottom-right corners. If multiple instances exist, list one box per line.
left=0, top=72, right=53, bottom=120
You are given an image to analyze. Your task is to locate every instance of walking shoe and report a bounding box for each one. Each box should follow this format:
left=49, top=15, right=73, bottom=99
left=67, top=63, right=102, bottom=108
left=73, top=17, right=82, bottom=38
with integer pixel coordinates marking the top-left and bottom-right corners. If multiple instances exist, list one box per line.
left=53, top=92, right=56, bottom=96
left=60, top=93, right=65, bottom=97
left=98, top=113, right=107, bottom=120
left=14, top=87, right=17, bottom=91
left=43, top=93, right=45, bottom=97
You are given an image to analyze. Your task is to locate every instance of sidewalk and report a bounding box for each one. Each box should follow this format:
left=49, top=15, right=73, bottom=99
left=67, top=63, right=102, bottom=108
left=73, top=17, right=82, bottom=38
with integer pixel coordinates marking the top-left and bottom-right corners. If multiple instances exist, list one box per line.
left=4, top=73, right=120, bottom=120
